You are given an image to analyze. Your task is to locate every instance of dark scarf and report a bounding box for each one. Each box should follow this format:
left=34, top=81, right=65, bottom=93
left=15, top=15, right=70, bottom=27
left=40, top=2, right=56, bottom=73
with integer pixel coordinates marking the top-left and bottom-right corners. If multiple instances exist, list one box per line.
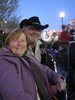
left=22, top=56, right=51, bottom=100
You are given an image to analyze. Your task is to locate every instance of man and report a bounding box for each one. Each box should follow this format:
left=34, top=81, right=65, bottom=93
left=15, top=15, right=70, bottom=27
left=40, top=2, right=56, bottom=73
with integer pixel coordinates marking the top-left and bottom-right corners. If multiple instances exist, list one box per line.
left=19, top=16, right=56, bottom=71
left=19, top=16, right=67, bottom=100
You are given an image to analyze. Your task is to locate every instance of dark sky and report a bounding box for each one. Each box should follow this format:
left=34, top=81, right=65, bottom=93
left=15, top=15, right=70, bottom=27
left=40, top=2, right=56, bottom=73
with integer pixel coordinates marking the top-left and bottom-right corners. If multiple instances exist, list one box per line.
left=18, top=0, right=75, bottom=30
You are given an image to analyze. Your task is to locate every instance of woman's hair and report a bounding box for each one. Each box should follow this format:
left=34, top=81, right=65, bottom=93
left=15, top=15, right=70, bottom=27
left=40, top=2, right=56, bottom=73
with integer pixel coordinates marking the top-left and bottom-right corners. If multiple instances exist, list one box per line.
left=5, top=28, right=27, bottom=46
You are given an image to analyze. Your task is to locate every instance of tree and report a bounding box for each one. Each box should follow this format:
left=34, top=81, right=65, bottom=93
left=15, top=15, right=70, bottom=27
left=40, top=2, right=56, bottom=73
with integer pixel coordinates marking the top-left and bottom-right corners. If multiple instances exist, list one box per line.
left=0, top=0, right=20, bottom=31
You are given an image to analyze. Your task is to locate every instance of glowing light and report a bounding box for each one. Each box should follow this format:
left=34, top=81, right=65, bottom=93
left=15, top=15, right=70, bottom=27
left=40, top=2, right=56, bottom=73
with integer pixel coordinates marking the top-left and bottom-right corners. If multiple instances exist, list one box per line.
left=59, top=12, right=65, bottom=18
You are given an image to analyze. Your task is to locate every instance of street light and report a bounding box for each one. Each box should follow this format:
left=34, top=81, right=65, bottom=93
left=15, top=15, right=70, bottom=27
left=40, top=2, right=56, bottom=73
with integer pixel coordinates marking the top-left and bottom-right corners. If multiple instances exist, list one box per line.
left=59, top=12, right=65, bottom=28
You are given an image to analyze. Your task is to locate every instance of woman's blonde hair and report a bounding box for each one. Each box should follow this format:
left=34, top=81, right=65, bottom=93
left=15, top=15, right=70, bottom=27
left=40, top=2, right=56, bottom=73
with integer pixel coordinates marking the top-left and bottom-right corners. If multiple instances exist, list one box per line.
left=5, top=28, right=26, bottom=46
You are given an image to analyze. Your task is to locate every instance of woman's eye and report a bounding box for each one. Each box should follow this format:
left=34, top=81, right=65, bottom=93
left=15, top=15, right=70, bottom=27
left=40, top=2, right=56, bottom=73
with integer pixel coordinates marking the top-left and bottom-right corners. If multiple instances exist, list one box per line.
left=13, top=40, right=17, bottom=42
left=21, top=40, right=26, bottom=42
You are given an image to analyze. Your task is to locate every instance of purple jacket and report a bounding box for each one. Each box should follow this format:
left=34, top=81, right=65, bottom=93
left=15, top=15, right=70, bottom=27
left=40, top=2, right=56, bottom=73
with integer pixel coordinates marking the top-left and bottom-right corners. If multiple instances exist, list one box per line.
left=0, top=48, right=61, bottom=100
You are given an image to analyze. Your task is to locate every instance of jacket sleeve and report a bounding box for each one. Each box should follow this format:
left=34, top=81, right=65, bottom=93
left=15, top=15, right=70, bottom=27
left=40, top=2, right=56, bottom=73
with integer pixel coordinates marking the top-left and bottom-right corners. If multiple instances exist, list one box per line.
left=0, top=58, right=34, bottom=100
left=46, top=66, right=63, bottom=83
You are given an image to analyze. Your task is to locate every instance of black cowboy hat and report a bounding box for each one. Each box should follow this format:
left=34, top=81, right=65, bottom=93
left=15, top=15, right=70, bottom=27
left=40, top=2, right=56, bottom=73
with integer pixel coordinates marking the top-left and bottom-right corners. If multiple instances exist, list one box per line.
left=19, top=16, right=49, bottom=30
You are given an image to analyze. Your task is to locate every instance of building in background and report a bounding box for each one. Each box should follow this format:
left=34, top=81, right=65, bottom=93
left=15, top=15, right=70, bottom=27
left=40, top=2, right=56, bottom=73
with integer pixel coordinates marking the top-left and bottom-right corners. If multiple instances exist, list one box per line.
left=41, top=29, right=60, bottom=42
left=70, top=18, right=75, bottom=30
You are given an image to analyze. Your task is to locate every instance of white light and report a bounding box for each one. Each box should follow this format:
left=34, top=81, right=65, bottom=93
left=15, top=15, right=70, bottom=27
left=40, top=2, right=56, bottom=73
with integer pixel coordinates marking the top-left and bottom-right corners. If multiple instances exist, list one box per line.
left=5, top=21, right=7, bottom=24
left=42, top=30, right=50, bottom=42
left=4, top=19, right=7, bottom=24
left=59, top=12, right=65, bottom=18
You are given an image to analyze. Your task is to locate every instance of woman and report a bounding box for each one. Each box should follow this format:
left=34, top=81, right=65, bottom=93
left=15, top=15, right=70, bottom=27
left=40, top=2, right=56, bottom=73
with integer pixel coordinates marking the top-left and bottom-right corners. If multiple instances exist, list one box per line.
left=0, top=29, right=65, bottom=100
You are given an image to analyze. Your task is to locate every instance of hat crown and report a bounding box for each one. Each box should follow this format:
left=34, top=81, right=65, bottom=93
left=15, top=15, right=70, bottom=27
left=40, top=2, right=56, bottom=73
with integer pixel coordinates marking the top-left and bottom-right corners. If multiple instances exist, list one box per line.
left=28, top=16, right=41, bottom=24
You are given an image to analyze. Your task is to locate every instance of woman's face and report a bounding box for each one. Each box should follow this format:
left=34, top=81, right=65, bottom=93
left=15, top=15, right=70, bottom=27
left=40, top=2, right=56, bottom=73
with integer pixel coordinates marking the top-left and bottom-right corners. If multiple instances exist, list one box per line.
left=9, top=32, right=27, bottom=56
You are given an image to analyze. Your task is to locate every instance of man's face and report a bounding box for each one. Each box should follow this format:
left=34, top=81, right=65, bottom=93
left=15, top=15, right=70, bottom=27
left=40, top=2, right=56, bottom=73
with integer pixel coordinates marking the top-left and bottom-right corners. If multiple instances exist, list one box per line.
left=24, top=26, right=41, bottom=46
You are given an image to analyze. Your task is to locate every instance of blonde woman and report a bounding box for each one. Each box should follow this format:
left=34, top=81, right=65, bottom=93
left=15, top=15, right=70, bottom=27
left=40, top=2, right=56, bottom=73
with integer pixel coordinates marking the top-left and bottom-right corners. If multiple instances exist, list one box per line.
left=0, top=29, right=66, bottom=100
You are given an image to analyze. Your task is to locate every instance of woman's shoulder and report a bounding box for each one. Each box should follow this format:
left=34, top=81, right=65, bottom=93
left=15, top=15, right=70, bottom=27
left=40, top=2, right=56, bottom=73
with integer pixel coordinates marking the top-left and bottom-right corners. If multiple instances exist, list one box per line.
left=0, top=48, right=20, bottom=65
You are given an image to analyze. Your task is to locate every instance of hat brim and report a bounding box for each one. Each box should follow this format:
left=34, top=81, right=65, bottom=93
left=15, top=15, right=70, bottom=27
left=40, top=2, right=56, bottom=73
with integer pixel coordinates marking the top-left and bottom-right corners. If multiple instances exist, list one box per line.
left=31, top=23, right=49, bottom=30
